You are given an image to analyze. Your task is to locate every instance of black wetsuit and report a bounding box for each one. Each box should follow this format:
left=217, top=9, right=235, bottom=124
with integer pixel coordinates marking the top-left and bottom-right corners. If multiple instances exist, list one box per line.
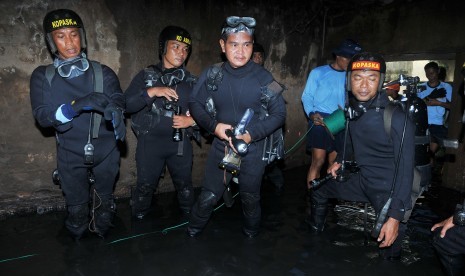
left=30, top=60, right=124, bottom=238
left=310, top=92, right=415, bottom=258
left=187, top=60, right=286, bottom=237
left=125, top=63, right=196, bottom=218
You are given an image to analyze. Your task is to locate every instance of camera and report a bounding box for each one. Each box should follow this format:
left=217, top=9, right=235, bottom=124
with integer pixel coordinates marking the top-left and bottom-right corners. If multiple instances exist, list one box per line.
left=398, top=74, right=420, bottom=86
left=218, top=131, right=246, bottom=175
left=218, top=108, right=254, bottom=175
left=219, top=149, right=241, bottom=175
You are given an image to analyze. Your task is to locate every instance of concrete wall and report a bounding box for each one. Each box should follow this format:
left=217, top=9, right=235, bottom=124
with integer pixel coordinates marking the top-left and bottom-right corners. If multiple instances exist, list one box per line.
left=1, top=0, right=465, bottom=217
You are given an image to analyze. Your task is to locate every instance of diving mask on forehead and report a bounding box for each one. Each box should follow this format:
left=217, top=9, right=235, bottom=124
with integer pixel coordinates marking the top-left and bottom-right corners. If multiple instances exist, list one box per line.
left=56, top=57, right=90, bottom=78
left=226, top=16, right=256, bottom=28
left=222, top=16, right=256, bottom=35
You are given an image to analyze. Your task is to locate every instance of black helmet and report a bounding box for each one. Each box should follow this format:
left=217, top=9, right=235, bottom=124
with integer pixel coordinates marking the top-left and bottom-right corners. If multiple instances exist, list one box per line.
left=346, top=52, right=386, bottom=92
left=43, top=9, right=87, bottom=55
left=158, top=26, right=192, bottom=60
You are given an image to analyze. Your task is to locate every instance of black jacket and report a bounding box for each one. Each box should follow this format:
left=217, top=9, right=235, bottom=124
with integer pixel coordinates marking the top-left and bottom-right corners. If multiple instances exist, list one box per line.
left=189, top=60, right=286, bottom=143
left=341, top=92, right=415, bottom=221
left=125, top=63, right=196, bottom=137
left=30, top=62, right=124, bottom=162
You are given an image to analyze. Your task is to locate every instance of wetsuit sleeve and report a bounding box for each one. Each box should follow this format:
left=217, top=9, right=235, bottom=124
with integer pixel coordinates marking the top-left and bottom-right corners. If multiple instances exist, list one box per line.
left=30, top=66, right=72, bottom=132
left=124, top=70, right=154, bottom=114
left=189, top=70, right=218, bottom=134
left=246, top=89, right=286, bottom=142
left=301, top=70, right=318, bottom=117
left=388, top=109, right=415, bottom=221
left=102, top=65, right=124, bottom=109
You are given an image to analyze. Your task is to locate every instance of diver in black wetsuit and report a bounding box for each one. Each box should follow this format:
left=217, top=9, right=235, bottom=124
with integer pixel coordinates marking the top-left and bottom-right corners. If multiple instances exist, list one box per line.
left=187, top=16, right=286, bottom=238
left=307, top=52, right=415, bottom=260
left=30, top=9, right=125, bottom=239
left=125, top=26, right=197, bottom=219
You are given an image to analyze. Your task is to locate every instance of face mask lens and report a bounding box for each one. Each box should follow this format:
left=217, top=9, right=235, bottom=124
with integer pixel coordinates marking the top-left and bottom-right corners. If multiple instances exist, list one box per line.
left=226, top=16, right=241, bottom=27
left=161, top=69, right=185, bottom=86
left=226, top=16, right=256, bottom=28
left=57, top=58, right=89, bottom=77
left=241, top=17, right=256, bottom=28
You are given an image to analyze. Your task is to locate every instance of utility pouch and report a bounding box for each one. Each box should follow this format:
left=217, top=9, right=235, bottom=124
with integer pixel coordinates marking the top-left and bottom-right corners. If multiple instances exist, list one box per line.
left=262, top=128, right=284, bottom=164
left=260, top=80, right=285, bottom=164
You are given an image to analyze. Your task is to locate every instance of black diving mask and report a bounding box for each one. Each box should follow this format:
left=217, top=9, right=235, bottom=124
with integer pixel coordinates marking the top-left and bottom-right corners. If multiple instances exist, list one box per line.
left=222, top=16, right=256, bottom=35
left=57, top=57, right=90, bottom=78
left=160, top=68, right=186, bottom=87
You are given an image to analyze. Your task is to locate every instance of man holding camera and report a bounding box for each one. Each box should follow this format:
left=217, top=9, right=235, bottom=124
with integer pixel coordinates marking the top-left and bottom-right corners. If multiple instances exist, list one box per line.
left=307, top=52, right=415, bottom=260
left=30, top=9, right=125, bottom=239
left=187, top=16, right=286, bottom=238
left=125, top=26, right=197, bottom=220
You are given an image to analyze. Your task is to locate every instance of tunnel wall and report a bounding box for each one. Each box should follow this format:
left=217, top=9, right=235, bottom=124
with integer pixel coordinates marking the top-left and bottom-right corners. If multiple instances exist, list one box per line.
left=1, top=0, right=464, bottom=217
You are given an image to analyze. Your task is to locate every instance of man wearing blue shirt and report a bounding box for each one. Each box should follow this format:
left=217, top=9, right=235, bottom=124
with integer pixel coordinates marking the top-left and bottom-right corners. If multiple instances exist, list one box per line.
left=301, top=39, right=362, bottom=189
left=417, top=61, right=452, bottom=164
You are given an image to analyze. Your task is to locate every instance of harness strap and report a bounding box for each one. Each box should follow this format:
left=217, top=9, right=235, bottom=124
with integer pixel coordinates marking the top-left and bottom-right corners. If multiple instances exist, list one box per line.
left=91, top=61, right=103, bottom=139
left=383, top=103, right=398, bottom=140
left=45, top=65, right=55, bottom=86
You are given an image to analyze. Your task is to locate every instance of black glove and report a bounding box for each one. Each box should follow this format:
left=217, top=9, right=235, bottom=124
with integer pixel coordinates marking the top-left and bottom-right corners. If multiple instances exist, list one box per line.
left=428, top=88, right=446, bottom=99
left=104, top=103, right=126, bottom=141
left=71, top=92, right=110, bottom=114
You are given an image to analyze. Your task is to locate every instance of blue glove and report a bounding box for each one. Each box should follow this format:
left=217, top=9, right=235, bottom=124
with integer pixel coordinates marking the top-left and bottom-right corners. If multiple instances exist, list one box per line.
left=104, top=103, right=126, bottom=141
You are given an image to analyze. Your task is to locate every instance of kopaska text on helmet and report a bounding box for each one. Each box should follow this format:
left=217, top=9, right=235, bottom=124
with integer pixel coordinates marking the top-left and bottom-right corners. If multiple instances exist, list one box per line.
left=158, top=26, right=192, bottom=59
left=43, top=9, right=87, bottom=56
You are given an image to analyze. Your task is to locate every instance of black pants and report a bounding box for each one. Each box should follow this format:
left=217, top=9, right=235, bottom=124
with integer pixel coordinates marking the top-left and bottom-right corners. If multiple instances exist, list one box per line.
left=189, top=138, right=267, bottom=233
left=135, top=132, right=194, bottom=212
left=311, top=173, right=407, bottom=257
left=432, top=225, right=465, bottom=276
left=57, top=145, right=120, bottom=238
left=58, top=146, right=120, bottom=206
left=264, top=160, right=284, bottom=189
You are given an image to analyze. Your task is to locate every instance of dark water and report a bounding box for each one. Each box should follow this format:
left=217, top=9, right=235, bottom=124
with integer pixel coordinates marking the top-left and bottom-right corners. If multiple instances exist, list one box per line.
left=0, top=166, right=451, bottom=276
